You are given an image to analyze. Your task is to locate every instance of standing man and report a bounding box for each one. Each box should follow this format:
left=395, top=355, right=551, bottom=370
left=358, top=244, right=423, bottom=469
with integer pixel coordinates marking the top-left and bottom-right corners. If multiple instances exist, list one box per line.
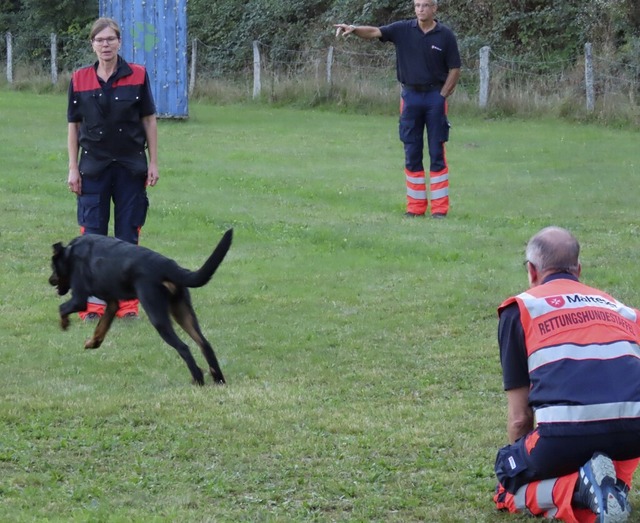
left=67, top=17, right=159, bottom=320
left=494, top=226, right=640, bottom=522
left=335, top=0, right=461, bottom=218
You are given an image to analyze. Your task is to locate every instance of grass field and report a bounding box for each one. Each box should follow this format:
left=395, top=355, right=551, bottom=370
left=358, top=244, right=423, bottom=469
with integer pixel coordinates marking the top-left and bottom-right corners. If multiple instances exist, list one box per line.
left=1, top=90, right=639, bottom=522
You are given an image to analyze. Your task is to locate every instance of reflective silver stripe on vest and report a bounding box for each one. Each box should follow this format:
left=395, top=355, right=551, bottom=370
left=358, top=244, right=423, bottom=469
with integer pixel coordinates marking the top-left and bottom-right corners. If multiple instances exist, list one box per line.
left=430, top=187, right=449, bottom=200
left=536, top=401, right=640, bottom=424
left=407, top=188, right=427, bottom=199
left=519, top=292, right=638, bottom=322
left=529, top=341, right=640, bottom=372
left=406, top=174, right=425, bottom=184
left=536, top=479, right=558, bottom=516
left=430, top=172, right=448, bottom=184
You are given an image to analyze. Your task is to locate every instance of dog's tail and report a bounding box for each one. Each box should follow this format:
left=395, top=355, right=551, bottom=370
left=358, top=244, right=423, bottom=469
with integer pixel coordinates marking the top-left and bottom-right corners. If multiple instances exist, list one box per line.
left=182, top=229, right=233, bottom=288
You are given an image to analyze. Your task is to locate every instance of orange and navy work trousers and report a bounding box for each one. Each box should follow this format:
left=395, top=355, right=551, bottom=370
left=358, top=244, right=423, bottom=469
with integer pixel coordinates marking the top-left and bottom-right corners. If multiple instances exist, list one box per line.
left=399, top=87, right=450, bottom=216
left=494, top=428, right=640, bottom=522
left=77, top=163, right=149, bottom=318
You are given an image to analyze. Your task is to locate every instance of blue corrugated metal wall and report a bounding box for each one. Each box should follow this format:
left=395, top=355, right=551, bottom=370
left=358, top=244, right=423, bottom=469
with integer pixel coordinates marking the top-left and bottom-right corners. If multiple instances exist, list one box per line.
left=99, top=0, right=188, bottom=118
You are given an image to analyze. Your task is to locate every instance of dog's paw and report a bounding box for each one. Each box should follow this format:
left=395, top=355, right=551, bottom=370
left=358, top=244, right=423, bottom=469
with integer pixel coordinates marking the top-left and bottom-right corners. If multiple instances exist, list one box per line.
left=84, top=338, right=102, bottom=350
left=60, top=316, right=70, bottom=330
left=209, top=367, right=226, bottom=385
left=192, top=368, right=206, bottom=386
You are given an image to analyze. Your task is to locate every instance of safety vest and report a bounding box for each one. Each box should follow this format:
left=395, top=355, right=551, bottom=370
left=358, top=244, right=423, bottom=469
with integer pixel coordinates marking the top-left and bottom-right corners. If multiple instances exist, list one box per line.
left=499, top=278, right=640, bottom=436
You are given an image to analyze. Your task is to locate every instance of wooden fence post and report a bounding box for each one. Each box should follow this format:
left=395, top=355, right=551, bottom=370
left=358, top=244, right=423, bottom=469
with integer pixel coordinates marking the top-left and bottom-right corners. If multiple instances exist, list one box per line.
left=6, top=32, right=13, bottom=84
left=189, top=38, right=197, bottom=96
left=584, top=43, right=594, bottom=112
left=326, top=46, right=334, bottom=85
left=479, top=45, right=490, bottom=108
left=50, top=33, right=58, bottom=84
left=253, top=40, right=261, bottom=99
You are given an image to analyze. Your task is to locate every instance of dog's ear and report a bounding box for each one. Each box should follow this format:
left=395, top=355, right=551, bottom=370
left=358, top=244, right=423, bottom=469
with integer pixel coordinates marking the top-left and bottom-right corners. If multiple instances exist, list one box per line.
left=52, top=242, right=65, bottom=256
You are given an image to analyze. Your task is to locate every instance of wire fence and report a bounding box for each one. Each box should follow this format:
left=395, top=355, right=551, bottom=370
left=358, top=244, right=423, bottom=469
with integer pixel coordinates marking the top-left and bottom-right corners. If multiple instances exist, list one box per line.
left=2, top=31, right=639, bottom=111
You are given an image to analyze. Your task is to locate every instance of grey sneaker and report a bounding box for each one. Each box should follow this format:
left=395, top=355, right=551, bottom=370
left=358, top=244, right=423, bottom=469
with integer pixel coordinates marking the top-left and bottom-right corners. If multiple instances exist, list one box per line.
left=577, top=452, right=631, bottom=522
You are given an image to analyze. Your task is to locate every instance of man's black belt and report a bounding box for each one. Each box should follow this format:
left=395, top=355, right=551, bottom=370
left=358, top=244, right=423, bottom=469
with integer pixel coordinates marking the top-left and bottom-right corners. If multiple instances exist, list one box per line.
left=402, top=83, right=442, bottom=92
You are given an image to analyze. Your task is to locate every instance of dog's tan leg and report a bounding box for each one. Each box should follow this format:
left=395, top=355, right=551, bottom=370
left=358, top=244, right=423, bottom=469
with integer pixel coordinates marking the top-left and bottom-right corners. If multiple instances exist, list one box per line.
left=138, top=285, right=207, bottom=385
left=171, top=298, right=226, bottom=384
left=85, top=301, right=118, bottom=349
left=61, top=315, right=70, bottom=330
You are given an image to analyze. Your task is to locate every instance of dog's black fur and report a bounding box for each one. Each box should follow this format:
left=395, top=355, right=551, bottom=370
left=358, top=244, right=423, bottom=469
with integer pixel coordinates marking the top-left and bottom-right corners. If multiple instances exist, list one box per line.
left=49, top=229, right=233, bottom=385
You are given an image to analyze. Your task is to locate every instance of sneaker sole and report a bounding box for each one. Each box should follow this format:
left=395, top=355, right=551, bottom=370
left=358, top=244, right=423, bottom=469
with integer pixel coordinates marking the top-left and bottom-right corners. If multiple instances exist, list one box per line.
left=581, top=454, right=630, bottom=523
left=602, top=499, right=630, bottom=523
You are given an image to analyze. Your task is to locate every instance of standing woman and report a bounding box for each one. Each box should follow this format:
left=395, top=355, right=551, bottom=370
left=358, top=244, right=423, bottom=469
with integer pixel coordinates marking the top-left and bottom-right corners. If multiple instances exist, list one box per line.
left=67, top=17, right=159, bottom=320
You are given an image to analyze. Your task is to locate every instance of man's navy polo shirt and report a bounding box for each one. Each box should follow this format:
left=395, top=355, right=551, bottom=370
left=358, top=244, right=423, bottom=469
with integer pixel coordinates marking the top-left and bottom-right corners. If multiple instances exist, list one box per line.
left=379, top=19, right=461, bottom=86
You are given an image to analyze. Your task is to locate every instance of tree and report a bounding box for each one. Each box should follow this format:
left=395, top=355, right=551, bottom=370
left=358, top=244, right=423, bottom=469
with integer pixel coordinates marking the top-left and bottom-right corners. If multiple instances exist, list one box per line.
left=5, top=0, right=96, bottom=33
left=0, top=0, right=21, bottom=32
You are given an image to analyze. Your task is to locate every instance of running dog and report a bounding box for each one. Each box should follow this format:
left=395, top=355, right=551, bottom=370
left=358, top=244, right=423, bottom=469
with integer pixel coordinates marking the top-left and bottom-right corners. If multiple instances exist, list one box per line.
left=49, top=229, right=233, bottom=385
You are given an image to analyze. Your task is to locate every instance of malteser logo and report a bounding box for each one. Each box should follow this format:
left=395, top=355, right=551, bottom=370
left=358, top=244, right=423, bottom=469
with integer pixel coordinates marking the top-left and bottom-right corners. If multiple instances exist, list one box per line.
left=545, top=296, right=565, bottom=308
left=566, top=294, right=616, bottom=307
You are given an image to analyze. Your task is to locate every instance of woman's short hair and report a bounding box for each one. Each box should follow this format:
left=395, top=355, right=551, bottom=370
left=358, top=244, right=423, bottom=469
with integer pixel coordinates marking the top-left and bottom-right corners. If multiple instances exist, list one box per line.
left=90, top=18, right=121, bottom=41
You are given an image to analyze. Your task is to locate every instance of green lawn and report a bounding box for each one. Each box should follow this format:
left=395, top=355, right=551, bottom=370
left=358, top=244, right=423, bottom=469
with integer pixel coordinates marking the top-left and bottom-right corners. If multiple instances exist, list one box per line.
left=1, top=90, right=639, bottom=522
